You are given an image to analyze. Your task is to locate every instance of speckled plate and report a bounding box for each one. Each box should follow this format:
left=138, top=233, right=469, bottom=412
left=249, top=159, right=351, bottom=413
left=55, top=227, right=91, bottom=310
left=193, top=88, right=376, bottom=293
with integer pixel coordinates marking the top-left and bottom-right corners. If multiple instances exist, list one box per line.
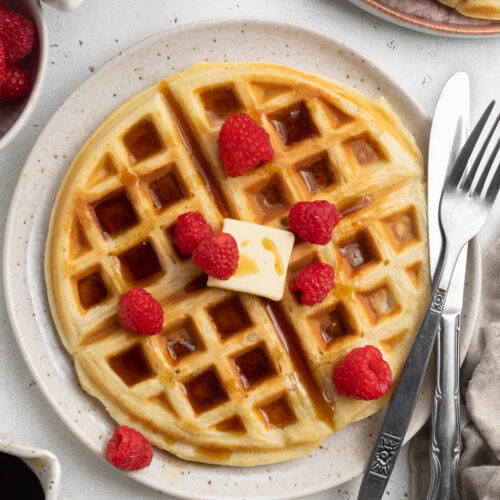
left=3, top=18, right=481, bottom=500
left=348, top=0, right=500, bottom=37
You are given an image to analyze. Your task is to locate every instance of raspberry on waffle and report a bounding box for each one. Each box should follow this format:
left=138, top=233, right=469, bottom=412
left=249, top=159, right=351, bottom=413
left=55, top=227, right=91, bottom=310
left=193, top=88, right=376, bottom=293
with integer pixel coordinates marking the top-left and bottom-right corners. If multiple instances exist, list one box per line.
left=45, top=62, right=430, bottom=466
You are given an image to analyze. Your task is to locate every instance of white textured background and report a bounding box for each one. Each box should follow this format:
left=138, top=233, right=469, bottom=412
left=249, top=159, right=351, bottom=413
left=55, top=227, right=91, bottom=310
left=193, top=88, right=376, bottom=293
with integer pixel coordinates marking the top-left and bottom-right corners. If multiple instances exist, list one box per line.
left=1, top=1, right=500, bottom=498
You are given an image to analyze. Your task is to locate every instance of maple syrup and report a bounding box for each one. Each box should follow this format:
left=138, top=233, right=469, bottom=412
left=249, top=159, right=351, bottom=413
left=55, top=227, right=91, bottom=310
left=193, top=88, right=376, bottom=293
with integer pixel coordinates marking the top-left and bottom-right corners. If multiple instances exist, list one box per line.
left=340, top=242, right=369, bottom=269
left=340, top=195, right=373, bottom=217
left=214, top=415, right=246, bottom=434
left=161, top=86, right=231, bottom=216
left=258, top=396, right=296, bottom=428
left=365, top=286, right=396, bottom=316
left=297, top=155, right=335, bottom=194
left=234, top=254, right=259, bottom=277
left=207, top=297, right=252, bottom=340
left=182, top=368, right=229, bottom=414
left=233, top=344, right=276, bottom=390
left=161, top=319, right=202, bottom=362
left=251, top=177, right=290, bottom=222
left=262, top=238, right=283, bottom=275
left=123, top=117, right=164, bottom=164
left=149, top=170, right=185, bottom=210
left=339, top=230, right=379, bottom=271
left=386, top=210, right=417, bottom=245
left=183, top=275, right=207, bottom=294
left=264, top=300, right=334, bottom=427
left=317, top=306, right=351, bottom=346
left=257, top=181, right=285, bottom=211
left=200, top=86, right=242, bottom=123
left=77, top=271, right=108, bottom=309
left=118, top=240, right=163, bottom=282
left=94, top=189, right=139, bottom=238
left=109, top=344, right=154, bottom=386
left=345, top=136, right=381, bottom=165
left=269, top=101, right=318, bottom=146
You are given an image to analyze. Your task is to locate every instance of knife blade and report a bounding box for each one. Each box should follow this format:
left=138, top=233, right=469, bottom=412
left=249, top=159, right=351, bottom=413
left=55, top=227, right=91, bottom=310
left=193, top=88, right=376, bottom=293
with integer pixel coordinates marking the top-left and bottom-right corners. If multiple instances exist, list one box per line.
left=428, top=72, right=470, bottom=278
left=356, top=74, right=469, bottom=500
left=427, top=74, right=470, bottom=500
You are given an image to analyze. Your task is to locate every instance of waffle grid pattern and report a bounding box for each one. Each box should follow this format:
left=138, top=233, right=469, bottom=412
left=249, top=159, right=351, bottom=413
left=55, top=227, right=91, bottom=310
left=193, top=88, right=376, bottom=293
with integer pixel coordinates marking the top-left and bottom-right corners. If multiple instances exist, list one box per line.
left=46, top=62, right=430, bottom=465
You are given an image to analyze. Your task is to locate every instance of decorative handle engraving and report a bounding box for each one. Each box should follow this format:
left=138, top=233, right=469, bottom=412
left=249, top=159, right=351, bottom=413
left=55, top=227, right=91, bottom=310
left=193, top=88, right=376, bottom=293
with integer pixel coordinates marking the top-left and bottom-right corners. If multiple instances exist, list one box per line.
left=368, top=433, right=402, bottom=480
left=430, top=288, right=447, bottom=313
left=427, top=314, right=463, bottom=500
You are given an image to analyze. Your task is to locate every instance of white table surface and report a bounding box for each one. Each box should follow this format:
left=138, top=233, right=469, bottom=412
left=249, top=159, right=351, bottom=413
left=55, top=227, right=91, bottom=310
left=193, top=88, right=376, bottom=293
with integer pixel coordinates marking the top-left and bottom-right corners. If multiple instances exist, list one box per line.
left=1, top=1, right=500, bottom=498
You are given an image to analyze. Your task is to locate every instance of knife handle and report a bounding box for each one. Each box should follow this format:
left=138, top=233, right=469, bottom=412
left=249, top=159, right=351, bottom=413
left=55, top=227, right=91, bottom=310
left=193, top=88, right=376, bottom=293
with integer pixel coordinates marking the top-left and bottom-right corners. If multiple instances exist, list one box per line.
left=427, top=313, right=462, bottom=500
left=357, top=287, right=447, bottom=500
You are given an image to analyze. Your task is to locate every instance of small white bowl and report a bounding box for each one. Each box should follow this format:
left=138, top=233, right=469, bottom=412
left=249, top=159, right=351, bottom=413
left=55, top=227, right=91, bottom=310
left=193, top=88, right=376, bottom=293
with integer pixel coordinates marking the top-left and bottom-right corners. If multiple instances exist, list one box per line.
left=0, top=0, right=48, bottom=151
left=0, top=434, right=61, bottom=499
left=44, top=0, right=85, bottom=11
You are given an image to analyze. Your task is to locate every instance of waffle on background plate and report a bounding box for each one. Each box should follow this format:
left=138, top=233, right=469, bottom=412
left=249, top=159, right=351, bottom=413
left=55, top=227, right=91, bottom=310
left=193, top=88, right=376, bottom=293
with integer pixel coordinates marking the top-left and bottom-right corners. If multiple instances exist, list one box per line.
left=45, top=62, right=431, bottom=466
left=437, top=0, right=500, bottom=19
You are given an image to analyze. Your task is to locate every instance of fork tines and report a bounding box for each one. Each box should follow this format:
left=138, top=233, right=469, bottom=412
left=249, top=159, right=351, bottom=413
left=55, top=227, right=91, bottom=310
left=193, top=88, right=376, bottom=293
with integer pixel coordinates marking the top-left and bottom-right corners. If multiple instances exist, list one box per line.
left=447, top=100, right=500, bottom=201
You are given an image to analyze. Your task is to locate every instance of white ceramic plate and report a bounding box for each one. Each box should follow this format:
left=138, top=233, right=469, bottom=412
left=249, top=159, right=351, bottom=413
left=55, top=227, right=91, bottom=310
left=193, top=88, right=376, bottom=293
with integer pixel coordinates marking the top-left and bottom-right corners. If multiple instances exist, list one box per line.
left=3, top=18, right=481, bottom=500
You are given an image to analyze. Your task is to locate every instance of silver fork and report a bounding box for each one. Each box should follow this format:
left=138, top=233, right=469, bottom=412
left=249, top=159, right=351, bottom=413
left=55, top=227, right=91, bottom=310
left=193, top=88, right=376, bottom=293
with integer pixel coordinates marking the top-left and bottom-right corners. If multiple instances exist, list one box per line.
left=436, top=101, right=500, bottom=305
left=358, top=101, right=500, bottom=500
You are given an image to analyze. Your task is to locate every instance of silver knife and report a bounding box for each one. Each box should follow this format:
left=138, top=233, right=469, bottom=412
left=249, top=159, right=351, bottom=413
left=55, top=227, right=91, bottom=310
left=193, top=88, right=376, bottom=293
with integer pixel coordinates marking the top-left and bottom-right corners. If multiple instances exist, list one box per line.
left=427, top=73, right=470, bottom=500
left=357, top=75, right=469, bottom=500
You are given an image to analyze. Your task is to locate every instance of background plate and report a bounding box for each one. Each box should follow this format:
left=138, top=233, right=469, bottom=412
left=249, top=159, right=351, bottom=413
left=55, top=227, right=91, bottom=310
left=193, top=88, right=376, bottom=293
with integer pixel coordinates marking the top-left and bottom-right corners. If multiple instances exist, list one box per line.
left=3, top=18, right=481, bottom=500
left=348, top=0, right=500, bottom=37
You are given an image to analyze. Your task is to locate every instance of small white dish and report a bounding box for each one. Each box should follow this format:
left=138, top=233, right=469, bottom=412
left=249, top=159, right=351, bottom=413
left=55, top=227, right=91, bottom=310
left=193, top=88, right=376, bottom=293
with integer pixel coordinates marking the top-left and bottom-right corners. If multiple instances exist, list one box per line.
left=0, top=0, right=83, bottom=152
left=2, top=18, right=482, bottom=499
left=0, top=434, right=61, bottom=500
left=0, top=0, right=48, bottom=152
left=42, top=0, right=85, bottom=12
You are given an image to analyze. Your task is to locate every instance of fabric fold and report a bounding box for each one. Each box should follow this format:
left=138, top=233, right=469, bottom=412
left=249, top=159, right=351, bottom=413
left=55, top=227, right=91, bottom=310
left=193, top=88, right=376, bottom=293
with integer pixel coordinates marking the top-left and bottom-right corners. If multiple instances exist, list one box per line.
left=410, top=239, right=500, bottom=499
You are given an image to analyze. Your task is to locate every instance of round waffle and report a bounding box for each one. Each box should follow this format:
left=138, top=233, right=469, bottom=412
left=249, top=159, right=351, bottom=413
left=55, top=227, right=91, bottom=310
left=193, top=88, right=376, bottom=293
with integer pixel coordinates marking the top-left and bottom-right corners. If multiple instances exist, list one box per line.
left=45, top=62, right=430, bottom=466
left=437, top=0, right=500, bottom=19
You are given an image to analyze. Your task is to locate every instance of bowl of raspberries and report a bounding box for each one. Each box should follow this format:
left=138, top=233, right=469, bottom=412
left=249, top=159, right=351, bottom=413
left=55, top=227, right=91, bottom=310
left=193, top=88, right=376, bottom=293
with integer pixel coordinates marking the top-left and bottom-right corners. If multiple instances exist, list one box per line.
left=0, top=0, right=47, bottom=151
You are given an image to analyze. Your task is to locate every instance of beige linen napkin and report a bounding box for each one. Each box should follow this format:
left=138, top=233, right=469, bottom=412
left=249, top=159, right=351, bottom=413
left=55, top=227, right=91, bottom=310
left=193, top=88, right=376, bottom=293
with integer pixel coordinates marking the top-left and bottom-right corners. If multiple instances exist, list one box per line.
left=410, top=239, right=500, bottom=499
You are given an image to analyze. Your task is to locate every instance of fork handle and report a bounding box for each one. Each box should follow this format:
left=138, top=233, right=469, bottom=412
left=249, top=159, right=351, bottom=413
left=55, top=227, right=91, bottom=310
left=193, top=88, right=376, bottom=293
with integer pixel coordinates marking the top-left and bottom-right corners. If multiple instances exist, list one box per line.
left=357, top=287, right=447, bottom=500
left=427, top=313, right=462, bottom=500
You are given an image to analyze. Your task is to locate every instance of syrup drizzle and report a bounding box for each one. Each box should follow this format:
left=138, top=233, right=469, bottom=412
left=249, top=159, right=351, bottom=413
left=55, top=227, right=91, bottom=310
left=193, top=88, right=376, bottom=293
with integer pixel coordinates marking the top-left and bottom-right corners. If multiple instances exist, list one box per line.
left=262, top=238, right=284, bottom=275
left=340, top=195, right=373, bottom=217
left=263, top=300, right=334, bottom=428
left=234, top=254, right=260, bottom=277
left=161, top=86, right=231, bottom=217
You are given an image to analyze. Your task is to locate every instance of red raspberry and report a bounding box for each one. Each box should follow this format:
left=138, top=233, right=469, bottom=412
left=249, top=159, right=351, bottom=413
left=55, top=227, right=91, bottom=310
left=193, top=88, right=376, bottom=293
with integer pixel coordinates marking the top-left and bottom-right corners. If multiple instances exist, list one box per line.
left=332, top=345, right=392, bottom=400
left=0, top=2, right=6, bottom=11
left=0, top=11, right=37, bottom=63
left=118, top=288, right=164, bottom=336
left=0, top=63, right=30, bottom=101
left=174, top=212, right=213, bottom=256
left=192, top=232, right=239, bottom=280
left=0, top=39, right=5, bottom=83
left=288, top=200, right=340, bottom=245
left=106, top=426, right=153, bottom=471
left=290, top=263, right=335, bottom=306
left=219, top=113, right=274, bottom=177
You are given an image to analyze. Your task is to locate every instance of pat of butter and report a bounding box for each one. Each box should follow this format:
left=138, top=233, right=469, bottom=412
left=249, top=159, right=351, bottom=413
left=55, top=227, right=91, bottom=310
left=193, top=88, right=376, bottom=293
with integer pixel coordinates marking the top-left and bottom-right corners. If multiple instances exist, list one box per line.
left=207, top=219, right=295, bottom=301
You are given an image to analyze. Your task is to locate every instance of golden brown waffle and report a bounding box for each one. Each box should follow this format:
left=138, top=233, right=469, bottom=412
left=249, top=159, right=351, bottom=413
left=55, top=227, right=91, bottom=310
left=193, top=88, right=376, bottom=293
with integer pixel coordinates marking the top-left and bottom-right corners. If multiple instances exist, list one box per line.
left=438, top=0, right=500, bottom=19
left=46, top=62, right=430, bottom=466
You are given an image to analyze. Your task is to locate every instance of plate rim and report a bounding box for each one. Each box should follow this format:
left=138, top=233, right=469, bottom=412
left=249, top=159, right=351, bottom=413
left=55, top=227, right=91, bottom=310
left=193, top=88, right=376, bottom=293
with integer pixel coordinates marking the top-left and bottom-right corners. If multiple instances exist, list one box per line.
left=2, top=16, right=482, bottom=499
left=348, top=0, right=500, bottom=37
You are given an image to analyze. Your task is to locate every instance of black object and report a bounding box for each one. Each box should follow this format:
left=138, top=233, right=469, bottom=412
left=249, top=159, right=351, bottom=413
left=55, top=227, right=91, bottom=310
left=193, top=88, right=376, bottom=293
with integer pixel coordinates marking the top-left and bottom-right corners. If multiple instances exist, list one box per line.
left=0, top=452, right=45, bottom=499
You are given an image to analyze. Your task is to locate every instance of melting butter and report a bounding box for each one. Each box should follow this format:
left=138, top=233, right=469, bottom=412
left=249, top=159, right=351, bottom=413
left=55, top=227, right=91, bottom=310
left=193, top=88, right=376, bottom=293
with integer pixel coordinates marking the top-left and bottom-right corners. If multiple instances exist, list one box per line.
left=262, top=238, right=284, bottom=276
left=235, top=254, right=260, bottom=277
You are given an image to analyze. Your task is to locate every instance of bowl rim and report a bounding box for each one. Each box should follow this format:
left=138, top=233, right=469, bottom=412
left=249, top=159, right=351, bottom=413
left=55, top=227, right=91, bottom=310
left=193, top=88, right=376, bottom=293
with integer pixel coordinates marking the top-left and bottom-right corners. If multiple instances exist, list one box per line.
left=0, top=0, right=49, bottom=151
